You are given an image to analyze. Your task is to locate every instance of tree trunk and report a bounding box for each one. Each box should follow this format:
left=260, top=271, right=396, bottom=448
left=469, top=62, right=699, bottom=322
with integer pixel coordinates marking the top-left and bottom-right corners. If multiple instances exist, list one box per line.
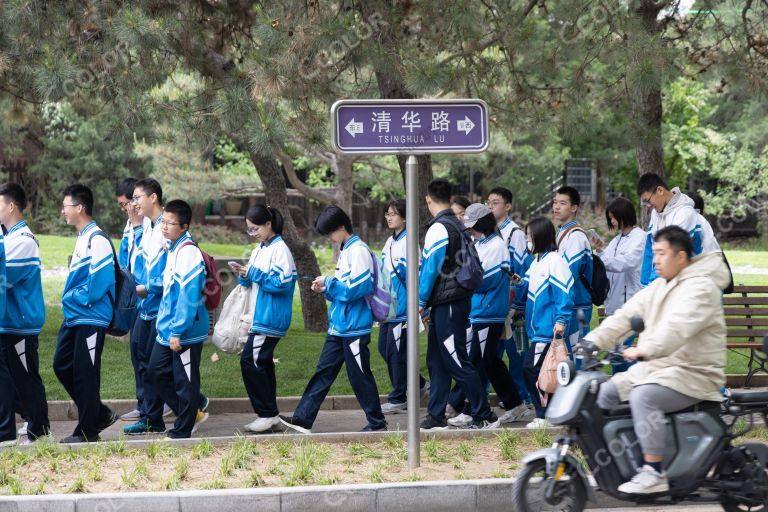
left=627, top=0, right=668, bottom=228
left=250, top=151, right=328, bottom=332
left=358, top=0, right=435, bottom=232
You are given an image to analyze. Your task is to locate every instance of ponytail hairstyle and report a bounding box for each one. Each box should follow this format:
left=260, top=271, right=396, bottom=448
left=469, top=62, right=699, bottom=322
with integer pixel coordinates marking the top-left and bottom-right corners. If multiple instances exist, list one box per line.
left=245, top=205, right=284, bottom=235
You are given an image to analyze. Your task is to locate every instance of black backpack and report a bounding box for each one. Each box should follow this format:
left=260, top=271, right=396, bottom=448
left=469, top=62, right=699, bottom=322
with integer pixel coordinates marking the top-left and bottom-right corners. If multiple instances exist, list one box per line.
left=557, top=226, right=610, bottom=307
left=88, top=231, right=139, bottom=336
left=436, top=215, right=483, bottom=291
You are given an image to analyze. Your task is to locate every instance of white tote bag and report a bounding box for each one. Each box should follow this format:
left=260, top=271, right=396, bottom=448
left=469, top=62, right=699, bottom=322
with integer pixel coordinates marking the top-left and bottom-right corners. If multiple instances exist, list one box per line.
left=212, top=285, right=252, bottom=354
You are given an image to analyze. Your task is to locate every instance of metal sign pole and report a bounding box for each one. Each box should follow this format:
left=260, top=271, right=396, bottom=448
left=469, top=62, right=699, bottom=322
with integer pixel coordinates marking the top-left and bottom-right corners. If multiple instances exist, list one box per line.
left=405, top=154, right=420, bottom=470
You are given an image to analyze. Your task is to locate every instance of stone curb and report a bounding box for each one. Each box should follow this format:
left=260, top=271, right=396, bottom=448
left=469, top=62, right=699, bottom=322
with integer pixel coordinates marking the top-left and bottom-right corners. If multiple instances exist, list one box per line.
left=43, top=395, right=504, bottom=422
left=12, top=425, right=565, bottom=452
left=0, top=478, right=648, bottom=511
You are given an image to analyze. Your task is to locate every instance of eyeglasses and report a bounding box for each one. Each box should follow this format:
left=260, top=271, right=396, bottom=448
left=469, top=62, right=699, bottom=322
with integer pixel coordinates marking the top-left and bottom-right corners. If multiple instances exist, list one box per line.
left=119, top=200, right=130, bottom=209
left=246, top=227, right=259, bottom=236
left=130, top=194, right=147, bottom=204
left=640, top=190, right=657, bottom=208
left=61, top=203, right=80, bottom=211
left=160, top=220, right=180, bottom=227
left=484, top=200, right=505, bottom=207
left=384, top=212, right=400, bottom=219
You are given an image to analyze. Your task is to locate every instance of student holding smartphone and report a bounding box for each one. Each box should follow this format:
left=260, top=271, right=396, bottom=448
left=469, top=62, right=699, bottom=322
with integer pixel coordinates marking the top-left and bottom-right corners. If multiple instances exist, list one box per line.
left=235, top=205, right=297, bottom=433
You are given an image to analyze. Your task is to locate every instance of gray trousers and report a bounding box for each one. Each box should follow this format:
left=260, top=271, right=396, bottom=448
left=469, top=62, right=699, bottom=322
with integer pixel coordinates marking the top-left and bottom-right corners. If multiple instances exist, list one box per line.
left=597, top=381, right=700, bottom=457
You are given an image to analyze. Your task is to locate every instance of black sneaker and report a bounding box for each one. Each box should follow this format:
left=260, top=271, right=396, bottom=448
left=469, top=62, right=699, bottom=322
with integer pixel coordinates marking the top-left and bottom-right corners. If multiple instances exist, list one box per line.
left=361, top=422, right=388, bottom=432
left=279, top=415, right=312, bottom=434
left=97, top=409, right=119, bottom=433
left=420, top=415, right=448, bottom=430
left=60, top=434, right=100, bottom=444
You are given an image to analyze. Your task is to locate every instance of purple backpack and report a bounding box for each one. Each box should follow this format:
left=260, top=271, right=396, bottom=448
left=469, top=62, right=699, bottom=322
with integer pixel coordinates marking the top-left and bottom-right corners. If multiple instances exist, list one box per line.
left=365, top=251, right=396, bottom=323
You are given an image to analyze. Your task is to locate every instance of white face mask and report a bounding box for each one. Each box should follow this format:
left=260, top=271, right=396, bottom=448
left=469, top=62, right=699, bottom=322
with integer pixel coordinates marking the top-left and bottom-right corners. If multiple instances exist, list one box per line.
left=527, top=241, right=533, bottom=252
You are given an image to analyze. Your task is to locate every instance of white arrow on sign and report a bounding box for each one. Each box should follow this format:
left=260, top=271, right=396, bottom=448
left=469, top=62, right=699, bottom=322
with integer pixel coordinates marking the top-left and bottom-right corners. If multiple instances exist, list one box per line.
left=457, top=116, right=475, bottom=135
left=345, top=118, right=364, bottom=137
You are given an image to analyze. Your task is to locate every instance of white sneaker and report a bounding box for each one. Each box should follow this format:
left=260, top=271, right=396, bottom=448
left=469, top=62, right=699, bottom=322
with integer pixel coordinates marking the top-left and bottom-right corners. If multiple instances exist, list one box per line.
left=445, top=404, right=459, bottom=419
left=17, top=422, right=28, bottom=436
left=120, top=409, right=140, bottom=421
left=20, top=434, right=54, bottom=446
left=447, top=413, right=473, bottom=428
left=243, top=416, right=280, bottom=433
left=617, top=465, right=669, bottom=494
left=499, top=403, right=531, bottom=424
left=381, top=402, right=407, bottom=414
left=526, top=417, right=550, bottom=429
left=163, top=404, right=173, bottom=418
left=420, top=381, right=430, bottom=400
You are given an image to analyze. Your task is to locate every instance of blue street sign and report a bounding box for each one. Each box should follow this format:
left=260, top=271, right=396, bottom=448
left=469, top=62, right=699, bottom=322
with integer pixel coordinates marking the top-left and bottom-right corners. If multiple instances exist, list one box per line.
left=330, top=99, right=489, bottom=154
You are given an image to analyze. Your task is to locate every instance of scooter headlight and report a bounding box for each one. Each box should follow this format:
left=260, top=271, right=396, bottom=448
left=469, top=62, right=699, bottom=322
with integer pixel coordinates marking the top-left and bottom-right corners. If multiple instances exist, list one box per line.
left=556, top=360, right=576, bottom=386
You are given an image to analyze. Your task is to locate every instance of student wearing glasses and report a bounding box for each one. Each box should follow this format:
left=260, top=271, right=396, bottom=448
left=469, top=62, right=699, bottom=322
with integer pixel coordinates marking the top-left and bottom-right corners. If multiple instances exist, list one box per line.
left=55, top=184, right=118, bottom=443
left=149, top=200, right=210, bottom=439
left=235, top=205, right=297, bottom=433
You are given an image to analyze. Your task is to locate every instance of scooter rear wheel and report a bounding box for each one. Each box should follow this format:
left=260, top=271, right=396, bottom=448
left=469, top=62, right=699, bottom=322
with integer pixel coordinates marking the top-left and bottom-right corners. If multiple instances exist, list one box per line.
left=512, top=458, right=587, bottom=512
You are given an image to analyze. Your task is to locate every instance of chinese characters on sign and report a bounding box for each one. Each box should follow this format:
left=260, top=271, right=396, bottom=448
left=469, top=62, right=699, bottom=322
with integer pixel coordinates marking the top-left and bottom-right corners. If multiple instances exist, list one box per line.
left=331, top=100, right=488, bottom=154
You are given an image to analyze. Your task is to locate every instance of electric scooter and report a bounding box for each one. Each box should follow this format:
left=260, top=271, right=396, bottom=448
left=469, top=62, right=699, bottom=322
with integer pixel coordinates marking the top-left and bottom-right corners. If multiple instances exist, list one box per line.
left=512, top=316, right=768, bottom=511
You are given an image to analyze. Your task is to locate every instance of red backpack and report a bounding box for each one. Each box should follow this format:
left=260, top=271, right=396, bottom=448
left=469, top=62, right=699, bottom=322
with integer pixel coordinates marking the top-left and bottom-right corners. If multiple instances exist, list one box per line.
left=180, top=241, right=222, bottom=311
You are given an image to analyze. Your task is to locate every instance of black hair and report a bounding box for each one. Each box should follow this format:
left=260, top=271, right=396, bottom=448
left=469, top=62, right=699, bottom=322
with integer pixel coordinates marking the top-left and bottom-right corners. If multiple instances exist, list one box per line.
left=315, top=205, right=353, bottom=235
left=636, top=173, right=669, bottom=196
left=526, top=216, right=558, bottom=255
left=386, top=199, right=406, bottom=219
left=472, top=212, right=498, bottom=236
left=555, top=186, right=580, bottom=207
left=488, top=187, right=513, bottom=204
left=0, top=182, right=26, bottom=210
left=450, top=195, right=471, bottom=209
left=690, top=192, right=704, bottom=214
left=133, top=178, right=163, bottom=206
left=115, top=178, right=138, bottom=199
left=164, top=199, right=192, bottom=228
left=427, top=180, right=452, bottom=204
left=654, top=225, right=693, bottom=259
left=245, top=205, right=284, bottom=235
left=606, top=197, right=637, bottom=230
left=62, top=184, right=94, bottom=216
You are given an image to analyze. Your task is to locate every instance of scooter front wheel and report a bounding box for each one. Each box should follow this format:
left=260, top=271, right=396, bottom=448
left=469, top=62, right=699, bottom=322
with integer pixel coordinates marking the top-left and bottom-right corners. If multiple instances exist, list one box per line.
left=512, top=458, right=587, bottom=512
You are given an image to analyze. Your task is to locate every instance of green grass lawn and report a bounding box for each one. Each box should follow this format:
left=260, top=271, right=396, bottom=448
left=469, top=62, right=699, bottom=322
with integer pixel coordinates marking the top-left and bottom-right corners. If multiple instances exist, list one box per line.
left=27, top=235, right=768, bottom=400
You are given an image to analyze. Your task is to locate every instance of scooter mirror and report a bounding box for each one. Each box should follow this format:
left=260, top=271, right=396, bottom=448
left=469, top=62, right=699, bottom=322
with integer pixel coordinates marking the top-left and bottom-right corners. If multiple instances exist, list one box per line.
left=630, top=315, right=645, bottom=334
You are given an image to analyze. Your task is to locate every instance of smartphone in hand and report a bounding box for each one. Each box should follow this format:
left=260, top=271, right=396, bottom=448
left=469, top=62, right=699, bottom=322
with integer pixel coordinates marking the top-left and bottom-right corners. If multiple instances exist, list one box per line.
left=228, top=261, right=244, bottom=272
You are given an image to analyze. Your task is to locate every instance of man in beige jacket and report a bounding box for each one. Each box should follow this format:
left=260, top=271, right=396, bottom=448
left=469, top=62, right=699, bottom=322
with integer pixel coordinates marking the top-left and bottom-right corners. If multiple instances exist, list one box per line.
left=584, top=225, right=729, bottom=494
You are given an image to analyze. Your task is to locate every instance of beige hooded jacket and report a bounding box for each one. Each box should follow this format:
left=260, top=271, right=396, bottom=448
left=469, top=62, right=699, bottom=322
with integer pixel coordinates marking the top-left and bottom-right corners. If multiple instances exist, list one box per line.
left=583, top=252, right=730, bottom=402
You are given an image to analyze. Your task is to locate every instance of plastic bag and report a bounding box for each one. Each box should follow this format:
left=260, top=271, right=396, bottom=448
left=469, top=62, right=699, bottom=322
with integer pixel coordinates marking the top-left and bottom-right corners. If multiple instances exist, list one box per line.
left=211, top=285, right=251, bottom=354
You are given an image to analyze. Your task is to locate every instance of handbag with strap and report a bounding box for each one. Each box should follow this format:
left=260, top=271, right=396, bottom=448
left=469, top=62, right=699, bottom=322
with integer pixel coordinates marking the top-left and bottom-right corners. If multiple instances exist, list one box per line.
left=537, top=335, right=569, bottom=407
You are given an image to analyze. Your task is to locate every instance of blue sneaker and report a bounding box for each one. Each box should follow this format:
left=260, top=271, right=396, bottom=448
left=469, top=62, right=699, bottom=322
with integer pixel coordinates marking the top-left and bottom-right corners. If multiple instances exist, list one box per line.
left=123, top=419, right=164, bottom=436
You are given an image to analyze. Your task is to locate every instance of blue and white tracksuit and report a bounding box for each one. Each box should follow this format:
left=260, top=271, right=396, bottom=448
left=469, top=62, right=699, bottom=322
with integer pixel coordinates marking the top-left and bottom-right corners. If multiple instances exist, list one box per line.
left=129, top=213, right=165, bottom=427
left=557, top=221, right=593, bottom=349
left=641, top=188, right=704, bottom=286
left=0, top=230, right=11, bottom=443
left=238, top=235, right=296, bottom=418
left=378, top=230, right=425, bottom=404
left=420, top=214, right=493, bottom=423
left=0, top=221, right=49, bottom=440
left=519, top=251, right=574, bottom=417
left=497, top=218, right=533, bottom=403
left=54, top=220, right=116, bottom=440
left=150, top=232, right=209, bottom=438
left=452, top=232, right=522, bottom=413
left=292, top=234, right=385, bottom=430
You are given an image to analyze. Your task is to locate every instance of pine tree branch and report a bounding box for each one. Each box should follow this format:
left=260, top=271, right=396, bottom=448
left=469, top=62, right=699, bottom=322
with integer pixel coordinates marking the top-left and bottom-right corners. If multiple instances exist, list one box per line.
left=277, top=151, right=335, bottom=205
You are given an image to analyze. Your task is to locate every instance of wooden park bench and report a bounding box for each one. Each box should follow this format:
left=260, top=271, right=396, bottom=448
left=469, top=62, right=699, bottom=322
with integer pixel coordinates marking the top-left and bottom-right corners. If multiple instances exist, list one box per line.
left=596, top=285, right=768, bottom=387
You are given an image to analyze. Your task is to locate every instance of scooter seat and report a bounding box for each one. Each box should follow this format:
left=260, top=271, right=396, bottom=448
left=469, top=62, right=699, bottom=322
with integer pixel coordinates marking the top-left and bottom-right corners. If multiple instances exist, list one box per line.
left=730, top=390, right=768, bottom=404
left=603, top=400, right=721, bottom=417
